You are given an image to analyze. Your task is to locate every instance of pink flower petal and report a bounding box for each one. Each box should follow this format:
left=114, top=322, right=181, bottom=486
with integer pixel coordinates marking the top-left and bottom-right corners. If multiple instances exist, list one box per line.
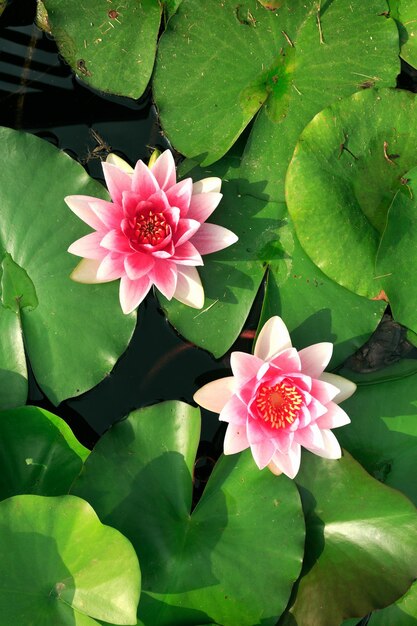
left=305, top=429, right=342, bottom=460
left=97, top=252, right=126, bottom=281
left=223, top=422, right=250, bottom=455
left=192, top=177, right=222, bottom=195
left=172, top=241, right=204, bottom=266
left=298, top=343, right=333, bottom=378
left=65, top=195, right=106, bottom=230
left=193, top=376, right=235, bottom=413
left=269, top=443, right=301, bottom=479
left=100, top=229, right=132, bottom=254
left=254, top=316, right=292, bottom=361
left=173, top=266, right=204, bottom=308
left=310, top=378, right=340, bottom=405
left=174, top=218, right=201, bottom=248
left=319, top=372, right=357, bottom=403
left=132, top=160, right=160, bottom=199
left=316, top=402, right=351, bottom=430
left=68, top=232, right=107, bottom=260
left=295, top=423, right=325, bottom=450
left=247, top=418, right=269, bottom=445
left=70, top=258, right=103, bottom=283
left=124, top=252, right=154, bottom=280
left=219, top=393, right=247, bottom=425
left=150, top=260, right=178, bottom=300
left=102, top=162, right=133, bottom=206
left=188, top=192, right=222, bottom=223
left=149, top=150, right=177, bottom=191
left=190, top=222, right=238, bottom=255
left=119, top=275, right=152, bottom=314
left=269, top=348, right=301, bottom=374
left=230, top=352, right=264, bottom=387
left=90, top=199, right=124, bottom=230
left=251, top=439, right=276, bottom=469
left=166, top=179, right=193, bottom=216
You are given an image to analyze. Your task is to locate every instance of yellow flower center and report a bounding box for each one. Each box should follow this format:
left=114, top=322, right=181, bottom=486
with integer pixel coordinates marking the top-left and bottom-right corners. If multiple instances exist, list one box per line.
left=133, top=211, right=169, bottom=245
left=255, top=382, right=303, bottom=429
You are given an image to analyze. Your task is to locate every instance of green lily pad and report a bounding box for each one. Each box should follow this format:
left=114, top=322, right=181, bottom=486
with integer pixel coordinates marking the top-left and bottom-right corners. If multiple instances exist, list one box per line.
left=368, top=581, right=417, bottom=625
left=389, top=0, right=417, bottom=68
left=0, top=494, right=140, bottom=625
left=337, top=370, right=417, bottom=506
left=376, top=167, right=417, bottom=335
left=286, top=88, right=417, bottom=299
left=0, top=304, right=27, bottom=410
left=0, top=127, right=135, bottom=404
left=153, top=0, right=399, bottom=187
left=42, top=0, right=162, bottom=99
left=72, top=401, right=305, bottom=626
left=280, top=451, right=417, bottom=626
left=161, top=154, right=278, bottom=357
left=0, top=405, right=89, bottom=502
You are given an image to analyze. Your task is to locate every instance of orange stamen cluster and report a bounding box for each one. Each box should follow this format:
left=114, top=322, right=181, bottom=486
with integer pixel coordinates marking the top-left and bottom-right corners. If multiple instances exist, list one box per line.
left=256, top=381, right=303, bottom=429
left=133, top=211, right=169, bottom=245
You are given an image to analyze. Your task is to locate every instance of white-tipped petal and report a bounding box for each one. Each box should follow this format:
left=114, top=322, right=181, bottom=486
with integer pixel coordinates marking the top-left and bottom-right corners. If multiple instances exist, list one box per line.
left=65, top=195, right=105, bottom=231
left=316, top=402, right=351, bottom=430
left=70, top=258, right=109, bottom=284
left=192, top=177, right=222, bottom=195
left=106, top=153, right=134, bottom=173
left=298, top=342, right=333, bottom=378
left=173, top=266, right=204, bottom=309
left=193, top=377, right=235, bottom=414
left=306, top=429, right=342, bottom=460
left=223, top=423, right=250, bottom=455
left=268, top=443, right=301, bottom=479
left=319, top=372, right=357, bottom=403
left=254, top=316, right=292, bottom=361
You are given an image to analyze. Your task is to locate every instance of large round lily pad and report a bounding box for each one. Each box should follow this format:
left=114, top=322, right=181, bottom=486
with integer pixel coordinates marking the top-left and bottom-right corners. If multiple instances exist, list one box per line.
left=0, top=494, right=140, bottom=625
left=286, top=88, right=417, bottom=299
left=280, top=451, right=417, bottom=626
left=0, top=405, right=89, bottom=502
left=42, top=0, right=162, bottom=99
left=72, top=401, right=305, bottom=626
left=0, top=127, right=136, bottom=404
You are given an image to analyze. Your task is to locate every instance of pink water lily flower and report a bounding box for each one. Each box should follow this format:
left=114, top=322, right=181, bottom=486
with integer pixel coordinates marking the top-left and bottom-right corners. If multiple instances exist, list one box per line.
left=194, top=316, right=356, bottom=479
left=65, top=150, right=238, bottom=314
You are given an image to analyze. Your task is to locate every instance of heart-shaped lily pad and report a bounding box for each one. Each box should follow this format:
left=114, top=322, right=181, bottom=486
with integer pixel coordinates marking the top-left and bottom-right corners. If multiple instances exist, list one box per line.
left=153, top=0, right=399, bottom=200
left=280, top=451, right=417, bottom=626
left=72, top=401, right=305, bottom=626
left=0, top=494, right=140, bottom=625
left=286, top=88, right=417, bottom=299
left=0, top=405, right=89, bottom=502
left=42, top=0, right=162, bottom=99
left=0, top=127, right=136, bottom=405
left=337, top=370, right=417, bottom=506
